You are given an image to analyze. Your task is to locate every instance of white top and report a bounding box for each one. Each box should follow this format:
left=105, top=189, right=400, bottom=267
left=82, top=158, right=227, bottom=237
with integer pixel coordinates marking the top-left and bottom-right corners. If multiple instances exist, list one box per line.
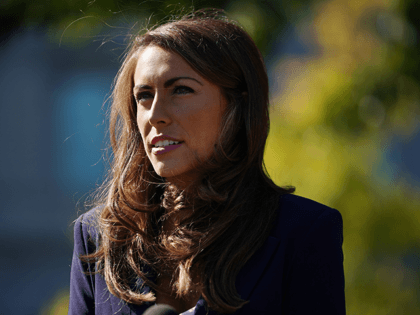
left=180, top=306, right=196, bottom=315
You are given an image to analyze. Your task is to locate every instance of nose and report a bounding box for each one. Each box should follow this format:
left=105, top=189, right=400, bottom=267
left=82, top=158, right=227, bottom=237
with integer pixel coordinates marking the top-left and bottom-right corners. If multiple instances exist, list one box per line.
left=148, top=92, right=171, bottom=127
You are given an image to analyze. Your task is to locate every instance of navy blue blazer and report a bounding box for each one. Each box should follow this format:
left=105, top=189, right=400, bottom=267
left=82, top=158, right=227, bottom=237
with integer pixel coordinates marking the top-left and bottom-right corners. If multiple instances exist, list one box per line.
left=69, top=194, right=345, bottom=314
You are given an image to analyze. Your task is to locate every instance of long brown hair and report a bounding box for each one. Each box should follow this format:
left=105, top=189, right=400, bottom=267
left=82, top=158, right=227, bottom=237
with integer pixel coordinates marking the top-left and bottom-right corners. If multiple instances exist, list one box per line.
left=84, top=9, right=294, bottom=313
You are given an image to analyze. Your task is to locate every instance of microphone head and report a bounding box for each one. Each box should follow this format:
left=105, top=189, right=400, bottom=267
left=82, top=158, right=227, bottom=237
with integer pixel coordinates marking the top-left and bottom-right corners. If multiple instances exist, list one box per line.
left=143, top=304, right=179, bottom=315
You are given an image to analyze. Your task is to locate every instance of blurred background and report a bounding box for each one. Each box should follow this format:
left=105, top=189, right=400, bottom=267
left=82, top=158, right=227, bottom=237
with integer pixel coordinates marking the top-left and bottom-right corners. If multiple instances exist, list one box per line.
left=1, top=0, right=419, bottom=314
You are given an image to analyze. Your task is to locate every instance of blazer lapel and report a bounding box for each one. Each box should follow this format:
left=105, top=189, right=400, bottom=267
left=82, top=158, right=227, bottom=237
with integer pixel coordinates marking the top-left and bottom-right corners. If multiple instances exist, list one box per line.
left=235, top=236, right=281, bottom=300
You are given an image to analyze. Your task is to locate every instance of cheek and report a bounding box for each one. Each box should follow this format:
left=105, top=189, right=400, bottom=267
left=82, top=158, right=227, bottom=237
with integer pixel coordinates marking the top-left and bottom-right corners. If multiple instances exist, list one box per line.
left=136, top=113, right=147, bottom=140
left=187, top=109, right=222, bottom=154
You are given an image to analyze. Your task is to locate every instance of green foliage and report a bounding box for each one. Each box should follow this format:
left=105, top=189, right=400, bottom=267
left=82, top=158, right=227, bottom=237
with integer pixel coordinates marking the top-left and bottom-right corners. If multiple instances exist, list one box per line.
left=264, top=0, right=420, bottom=313
left=39, top=289, right=69, bottom=315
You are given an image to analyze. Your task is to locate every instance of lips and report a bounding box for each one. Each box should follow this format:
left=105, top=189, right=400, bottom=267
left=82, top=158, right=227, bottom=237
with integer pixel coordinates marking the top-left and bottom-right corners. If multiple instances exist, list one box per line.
left=152, top=142, right=183, bottom=155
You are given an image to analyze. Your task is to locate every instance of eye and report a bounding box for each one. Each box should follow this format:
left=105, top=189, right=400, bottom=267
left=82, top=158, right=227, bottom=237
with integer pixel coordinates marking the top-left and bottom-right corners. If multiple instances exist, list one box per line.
left=135, top=91, right=154, bottom=102
left=173, top=86, right=194, bottom=95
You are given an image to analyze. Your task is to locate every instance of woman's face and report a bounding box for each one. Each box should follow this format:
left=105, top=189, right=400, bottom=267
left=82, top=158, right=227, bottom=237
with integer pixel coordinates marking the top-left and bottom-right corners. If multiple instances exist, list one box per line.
left=134, top=45, right=226, bottom=187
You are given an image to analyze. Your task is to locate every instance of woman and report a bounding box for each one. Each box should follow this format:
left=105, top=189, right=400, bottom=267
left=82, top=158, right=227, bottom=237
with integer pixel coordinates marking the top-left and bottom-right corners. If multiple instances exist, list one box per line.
left=69, top=10, right=345, bottom=315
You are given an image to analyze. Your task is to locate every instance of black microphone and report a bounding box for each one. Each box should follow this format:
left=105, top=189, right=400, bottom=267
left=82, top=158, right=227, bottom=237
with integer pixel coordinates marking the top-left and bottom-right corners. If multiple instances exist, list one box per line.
left=143, top=304, right=179, bottom=315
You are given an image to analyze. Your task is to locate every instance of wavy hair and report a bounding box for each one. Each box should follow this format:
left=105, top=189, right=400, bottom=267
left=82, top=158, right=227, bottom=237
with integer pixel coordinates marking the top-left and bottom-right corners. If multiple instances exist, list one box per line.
left=83, top=9, right=294, bottom=313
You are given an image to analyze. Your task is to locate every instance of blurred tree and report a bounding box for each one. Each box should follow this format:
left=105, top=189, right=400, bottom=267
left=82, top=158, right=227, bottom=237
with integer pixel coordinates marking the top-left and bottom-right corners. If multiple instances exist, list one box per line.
left=264, top=0, right=420, bottom=313
left=39, top=289, right=69, bottom=315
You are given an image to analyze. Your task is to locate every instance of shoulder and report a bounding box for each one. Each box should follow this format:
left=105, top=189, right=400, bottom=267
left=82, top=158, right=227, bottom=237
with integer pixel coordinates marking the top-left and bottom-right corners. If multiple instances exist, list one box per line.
left=73, top=206, right=104, bottom=254
left=76, top=206, right=103, bottom=224
left=270, top=194, right=343, bottom=240
left=69, top=207, right=105, bottom=314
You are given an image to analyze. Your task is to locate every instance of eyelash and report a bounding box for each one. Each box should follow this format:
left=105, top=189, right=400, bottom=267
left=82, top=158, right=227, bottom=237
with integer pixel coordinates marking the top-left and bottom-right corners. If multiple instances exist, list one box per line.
left=173, top=86, right=194, bottom=95
left=135, top=92, right=153, bottom=102
left=135, top=86, right=194, bottom=102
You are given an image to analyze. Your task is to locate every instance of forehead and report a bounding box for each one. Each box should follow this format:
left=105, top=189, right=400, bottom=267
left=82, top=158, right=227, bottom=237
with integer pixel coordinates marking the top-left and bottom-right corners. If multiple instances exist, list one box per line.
left=134, top=46, right=199, bottom=82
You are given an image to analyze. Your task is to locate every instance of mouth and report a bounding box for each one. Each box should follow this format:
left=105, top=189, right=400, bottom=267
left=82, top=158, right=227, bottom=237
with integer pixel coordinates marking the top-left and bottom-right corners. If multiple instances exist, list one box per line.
left=152, top=140, right=184, bottom=148
left=151, top=141, right=184, bottom=155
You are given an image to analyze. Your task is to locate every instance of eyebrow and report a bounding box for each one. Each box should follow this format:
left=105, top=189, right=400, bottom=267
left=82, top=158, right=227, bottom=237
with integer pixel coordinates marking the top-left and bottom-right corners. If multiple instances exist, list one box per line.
left=133, top=76, right=203, bottom=91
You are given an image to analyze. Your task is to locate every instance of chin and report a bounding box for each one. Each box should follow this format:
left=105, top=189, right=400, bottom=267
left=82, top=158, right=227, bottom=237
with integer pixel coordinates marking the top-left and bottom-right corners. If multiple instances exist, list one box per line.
left=154, top=165, right=198, bottom=186
left=153, top=165, right=188, bottom=179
